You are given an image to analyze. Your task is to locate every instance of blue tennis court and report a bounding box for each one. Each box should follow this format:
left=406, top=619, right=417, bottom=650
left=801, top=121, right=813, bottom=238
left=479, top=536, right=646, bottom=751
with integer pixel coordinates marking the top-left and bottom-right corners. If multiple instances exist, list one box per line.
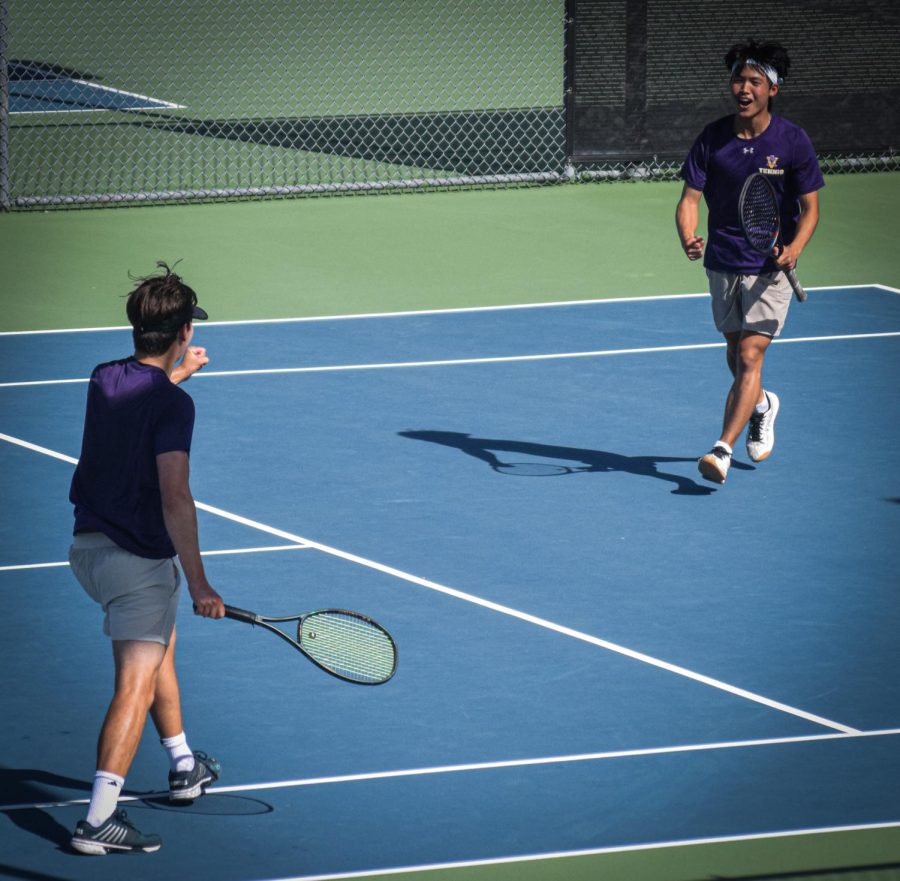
left=1, top=285, right=898, bottom=880
left=8, top=62, right=181, bottom=113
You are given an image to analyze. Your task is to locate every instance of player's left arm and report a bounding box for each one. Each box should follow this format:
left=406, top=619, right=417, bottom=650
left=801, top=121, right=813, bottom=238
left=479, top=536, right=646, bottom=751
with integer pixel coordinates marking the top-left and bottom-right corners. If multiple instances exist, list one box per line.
left=158, top=449, right=225, bottom=618
left=775, top=190, right=820, bottom=271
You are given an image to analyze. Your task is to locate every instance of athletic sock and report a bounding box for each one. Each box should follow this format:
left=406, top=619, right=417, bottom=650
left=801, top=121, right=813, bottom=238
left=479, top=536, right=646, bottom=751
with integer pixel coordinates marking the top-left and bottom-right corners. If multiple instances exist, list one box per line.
left=86, top=770, right=124, bottom=827
left=755, top=393, right=770, bottom=415
left=713, top=440, right=733, bottom=456
left=161, top=732, right=195, bottom=773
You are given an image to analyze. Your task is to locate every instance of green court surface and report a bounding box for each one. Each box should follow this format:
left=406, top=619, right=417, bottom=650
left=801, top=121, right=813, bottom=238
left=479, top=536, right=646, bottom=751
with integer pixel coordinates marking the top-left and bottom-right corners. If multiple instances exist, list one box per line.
left=357, top=827, right=900, bottom=881
left=1, top=173, right=898, bottom=333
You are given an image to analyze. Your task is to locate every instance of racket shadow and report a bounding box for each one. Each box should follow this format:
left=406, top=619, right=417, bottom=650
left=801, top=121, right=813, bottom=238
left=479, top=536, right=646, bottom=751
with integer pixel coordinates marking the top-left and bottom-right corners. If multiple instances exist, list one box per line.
left=399, top=430, right=749, bottom=495
left=140, top=792, right=275, bottom=817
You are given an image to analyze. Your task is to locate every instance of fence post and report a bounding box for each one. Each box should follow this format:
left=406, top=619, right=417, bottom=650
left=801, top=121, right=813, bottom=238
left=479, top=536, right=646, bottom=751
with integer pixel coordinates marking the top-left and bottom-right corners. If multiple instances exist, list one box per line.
left=0, top=0, right=10, bottom=211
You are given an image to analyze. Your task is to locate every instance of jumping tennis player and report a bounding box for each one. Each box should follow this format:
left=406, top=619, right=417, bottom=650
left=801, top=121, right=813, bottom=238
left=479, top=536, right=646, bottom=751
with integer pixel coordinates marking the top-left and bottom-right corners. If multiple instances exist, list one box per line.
left=676, top=39, right=824, bottom=484
left=68, top=263, right=225, bottom=855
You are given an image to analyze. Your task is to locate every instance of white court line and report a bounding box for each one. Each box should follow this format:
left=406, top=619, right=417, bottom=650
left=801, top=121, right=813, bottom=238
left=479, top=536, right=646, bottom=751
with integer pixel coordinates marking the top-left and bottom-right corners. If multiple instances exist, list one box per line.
left=5, top=727, right=898, bottom=812
left=198, top=543, right=310, bottom=556
left=0, top=433, right=77, bottom=464
left=1, top=331, right=898, bottom=389
left=0, top=292, right=710, bottom=335
left=0, top=544, right=309, bottom=573
left=0, top=283, right=893, bottom=337
left=10, top=78, right=183, bottom=114
left=195, top=499, right=862, bottom=736
left=0, top=431, right=859, bottom=734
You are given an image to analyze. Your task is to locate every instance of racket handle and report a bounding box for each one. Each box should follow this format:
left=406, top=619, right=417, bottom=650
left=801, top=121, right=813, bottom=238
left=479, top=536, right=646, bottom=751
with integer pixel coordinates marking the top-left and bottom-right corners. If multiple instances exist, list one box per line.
left=786, top=268, right=807, bottom=303
left=221, top=604, right=262, bottom=624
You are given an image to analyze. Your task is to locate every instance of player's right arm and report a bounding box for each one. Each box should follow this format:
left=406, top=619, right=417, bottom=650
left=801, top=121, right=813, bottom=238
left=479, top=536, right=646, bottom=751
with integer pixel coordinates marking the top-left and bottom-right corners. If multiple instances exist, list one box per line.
left=676, top=184, right=705, bottom=261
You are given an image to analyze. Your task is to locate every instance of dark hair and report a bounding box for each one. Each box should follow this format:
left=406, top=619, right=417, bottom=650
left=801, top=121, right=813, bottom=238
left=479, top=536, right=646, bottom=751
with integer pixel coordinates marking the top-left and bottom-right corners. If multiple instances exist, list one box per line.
left=725, top=39, right=791, bottom=83
left=126, top=261, right=201, bottom=356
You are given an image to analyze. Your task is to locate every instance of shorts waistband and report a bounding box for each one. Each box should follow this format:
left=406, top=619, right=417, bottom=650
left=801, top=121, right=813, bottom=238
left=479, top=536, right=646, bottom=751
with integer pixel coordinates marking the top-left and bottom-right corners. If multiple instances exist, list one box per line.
left=71, top=532, right=119, bottom=550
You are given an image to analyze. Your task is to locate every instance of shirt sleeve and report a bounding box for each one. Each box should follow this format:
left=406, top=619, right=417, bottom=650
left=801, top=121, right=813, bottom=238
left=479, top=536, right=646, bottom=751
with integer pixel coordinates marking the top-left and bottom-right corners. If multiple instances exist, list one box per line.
left=153, top=386, right=196, bottom=456
left=681, top=129, right=709, bottom=192
left=790, top=126, right=825, bottom=196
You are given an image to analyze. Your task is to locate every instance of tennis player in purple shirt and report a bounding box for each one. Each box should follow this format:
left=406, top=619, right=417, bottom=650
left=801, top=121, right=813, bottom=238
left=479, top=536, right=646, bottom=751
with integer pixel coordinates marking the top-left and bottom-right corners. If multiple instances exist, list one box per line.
left=68, top=263, right=225, bottom=855
left=676, top=39, right=824, bottom=484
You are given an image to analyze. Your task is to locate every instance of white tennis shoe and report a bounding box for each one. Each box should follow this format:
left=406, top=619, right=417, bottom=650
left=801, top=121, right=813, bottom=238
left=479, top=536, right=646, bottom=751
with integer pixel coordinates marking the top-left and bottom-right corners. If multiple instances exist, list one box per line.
left=698, top=444, right=731, bottom=484
left=746, top=391, right=780, bottom=462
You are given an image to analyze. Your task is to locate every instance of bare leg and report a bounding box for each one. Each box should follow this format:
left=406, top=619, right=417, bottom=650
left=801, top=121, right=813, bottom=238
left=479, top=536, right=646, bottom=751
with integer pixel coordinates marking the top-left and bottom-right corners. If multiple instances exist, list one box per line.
left=97, top=640, right=167, bottom=777
left=149, top=628, right=184, bottom=740
left=719, top=331, right=771, bottom=449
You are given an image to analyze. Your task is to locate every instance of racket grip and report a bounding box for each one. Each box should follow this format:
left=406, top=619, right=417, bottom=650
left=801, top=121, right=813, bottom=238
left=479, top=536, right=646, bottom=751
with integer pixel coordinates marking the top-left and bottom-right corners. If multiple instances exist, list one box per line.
left=222, top=604, right=262, bottom=624
left=786, top=268, right=807, bottom=303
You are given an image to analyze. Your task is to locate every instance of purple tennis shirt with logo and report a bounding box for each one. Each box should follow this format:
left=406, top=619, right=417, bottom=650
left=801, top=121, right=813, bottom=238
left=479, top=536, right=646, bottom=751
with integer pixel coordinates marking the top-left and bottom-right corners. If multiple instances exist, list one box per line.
left=681, top=114, right=825, bottom=273
left=70, top=358, right=195, bottom=559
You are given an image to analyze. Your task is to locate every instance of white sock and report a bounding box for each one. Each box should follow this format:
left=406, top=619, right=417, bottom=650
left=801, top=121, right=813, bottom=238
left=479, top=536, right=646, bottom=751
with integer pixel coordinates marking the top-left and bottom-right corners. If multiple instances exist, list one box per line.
left=714, top=440, right=733, bottom=456
left=755, top=393, right=770, bottom=415
left=86, top=770, right=124, bottom=827
left=161, top=732, right=195, bottom=773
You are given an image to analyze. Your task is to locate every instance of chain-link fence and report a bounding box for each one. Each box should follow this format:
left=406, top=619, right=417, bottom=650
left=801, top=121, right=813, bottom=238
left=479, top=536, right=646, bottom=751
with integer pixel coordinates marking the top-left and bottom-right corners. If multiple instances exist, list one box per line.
left=1, top=1, right=896, bottom=209
left=1, top=1, right=565, bottom=207
left=567, top=0, right=900, bottom=181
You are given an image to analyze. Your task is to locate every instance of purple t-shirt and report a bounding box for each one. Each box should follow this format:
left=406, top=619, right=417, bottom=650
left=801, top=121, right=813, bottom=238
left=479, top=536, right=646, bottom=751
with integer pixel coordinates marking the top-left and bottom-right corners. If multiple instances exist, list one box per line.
left=681, top=114, right=825, bottom=272
left=70, top=358, right=195, bottom=559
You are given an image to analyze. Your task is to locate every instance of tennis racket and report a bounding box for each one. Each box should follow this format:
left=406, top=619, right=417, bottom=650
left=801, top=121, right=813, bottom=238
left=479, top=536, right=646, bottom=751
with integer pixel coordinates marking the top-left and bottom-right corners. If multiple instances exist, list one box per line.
left=738, top=172, right=807, bottom=302
left=214, top=604, right=397, bottom=685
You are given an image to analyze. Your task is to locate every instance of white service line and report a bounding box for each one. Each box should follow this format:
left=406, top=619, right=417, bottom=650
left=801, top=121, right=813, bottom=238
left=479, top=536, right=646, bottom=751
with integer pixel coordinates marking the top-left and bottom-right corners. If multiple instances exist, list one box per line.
left=0, top=544, right=309, bottom=573
left=154, top=727, right=900, bottom=798
left=0, top=432, right=863, bottom=734
left=1, top=330, right=897, bottom=389
left=5, top=727, right=898, bottom=812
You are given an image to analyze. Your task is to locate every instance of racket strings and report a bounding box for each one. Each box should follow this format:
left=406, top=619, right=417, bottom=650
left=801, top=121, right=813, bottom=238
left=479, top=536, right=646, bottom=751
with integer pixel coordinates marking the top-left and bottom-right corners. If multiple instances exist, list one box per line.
left=299, top=612, right=395, bottom=683
left=742, top=178, right=779, bottom=251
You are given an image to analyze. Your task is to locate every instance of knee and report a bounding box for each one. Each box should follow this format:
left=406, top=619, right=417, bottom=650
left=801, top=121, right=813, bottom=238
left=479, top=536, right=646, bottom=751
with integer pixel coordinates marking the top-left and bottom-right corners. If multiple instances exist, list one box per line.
left=112, top=642, right=167, bottom=704
left=115, top=667, right=161, bottom=705
left=736, top=341, right=768, bottom=375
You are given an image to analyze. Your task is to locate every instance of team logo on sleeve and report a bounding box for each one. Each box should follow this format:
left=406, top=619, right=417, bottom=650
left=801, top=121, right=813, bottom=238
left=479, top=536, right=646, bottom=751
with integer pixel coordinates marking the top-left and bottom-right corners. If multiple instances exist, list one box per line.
left=760, top=155, right=784, bottom=175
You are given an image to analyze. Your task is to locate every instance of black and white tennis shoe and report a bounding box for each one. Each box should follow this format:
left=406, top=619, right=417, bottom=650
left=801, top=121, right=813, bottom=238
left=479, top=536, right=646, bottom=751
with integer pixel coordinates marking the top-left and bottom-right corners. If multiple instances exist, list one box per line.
left=70, top=809, right=161, bottom=855
left=168, top=750, right=221, bottom=802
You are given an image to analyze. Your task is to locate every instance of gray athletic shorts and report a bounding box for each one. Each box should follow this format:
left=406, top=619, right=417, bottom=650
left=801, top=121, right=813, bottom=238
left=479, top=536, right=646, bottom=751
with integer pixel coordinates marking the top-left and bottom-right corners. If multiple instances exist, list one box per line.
left=706, top=269, right=793, bottom=337
left=69, top=533, right=180, bottom=645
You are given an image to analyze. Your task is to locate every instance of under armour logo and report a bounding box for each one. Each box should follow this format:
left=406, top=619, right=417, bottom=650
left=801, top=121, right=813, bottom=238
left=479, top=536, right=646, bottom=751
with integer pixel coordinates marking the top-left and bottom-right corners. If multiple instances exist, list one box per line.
left=743, top=147, right=754, bottom=155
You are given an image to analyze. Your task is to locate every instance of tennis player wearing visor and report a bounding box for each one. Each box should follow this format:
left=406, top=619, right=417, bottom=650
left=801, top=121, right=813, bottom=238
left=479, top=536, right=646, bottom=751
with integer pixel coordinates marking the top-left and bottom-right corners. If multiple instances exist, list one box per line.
left=676, top=40, right=824, bottom=484
left=68, top=263, right=225, bottom=855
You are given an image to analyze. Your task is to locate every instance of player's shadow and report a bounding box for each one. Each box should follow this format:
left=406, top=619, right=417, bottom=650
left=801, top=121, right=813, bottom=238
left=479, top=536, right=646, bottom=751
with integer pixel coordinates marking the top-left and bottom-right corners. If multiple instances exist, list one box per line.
left=0, top=765, right=274, bottom=855
left=400, top=430, right=753, bottom=495
left=0, top=766, right=91, bottom=850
